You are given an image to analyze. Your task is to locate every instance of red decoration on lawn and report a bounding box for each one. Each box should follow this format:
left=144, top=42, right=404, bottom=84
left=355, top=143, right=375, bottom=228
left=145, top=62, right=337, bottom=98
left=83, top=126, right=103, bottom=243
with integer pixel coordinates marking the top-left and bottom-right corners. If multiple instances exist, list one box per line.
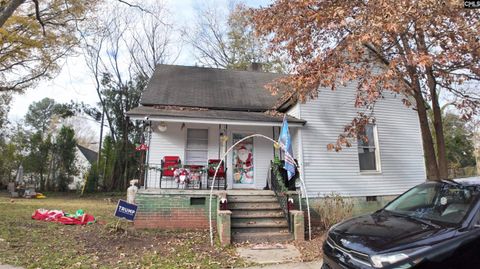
left=31, top=209, right=96, bottom=225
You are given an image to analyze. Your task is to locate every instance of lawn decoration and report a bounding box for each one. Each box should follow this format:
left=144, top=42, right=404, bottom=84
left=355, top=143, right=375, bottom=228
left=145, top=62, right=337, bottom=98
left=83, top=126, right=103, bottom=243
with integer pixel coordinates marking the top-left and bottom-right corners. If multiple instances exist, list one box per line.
left=32, top=209, right=95, bottom=225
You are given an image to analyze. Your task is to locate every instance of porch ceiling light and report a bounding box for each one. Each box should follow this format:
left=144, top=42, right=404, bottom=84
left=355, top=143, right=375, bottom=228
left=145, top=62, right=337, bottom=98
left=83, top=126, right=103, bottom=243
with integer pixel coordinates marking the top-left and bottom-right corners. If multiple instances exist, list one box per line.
left=156, top=121, right=167, bottom=132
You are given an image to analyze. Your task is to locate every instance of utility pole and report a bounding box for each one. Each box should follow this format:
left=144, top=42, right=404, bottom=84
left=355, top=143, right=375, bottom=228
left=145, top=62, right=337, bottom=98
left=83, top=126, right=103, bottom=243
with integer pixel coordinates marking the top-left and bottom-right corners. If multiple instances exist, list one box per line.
left=97, top=110, right=105, bottom=190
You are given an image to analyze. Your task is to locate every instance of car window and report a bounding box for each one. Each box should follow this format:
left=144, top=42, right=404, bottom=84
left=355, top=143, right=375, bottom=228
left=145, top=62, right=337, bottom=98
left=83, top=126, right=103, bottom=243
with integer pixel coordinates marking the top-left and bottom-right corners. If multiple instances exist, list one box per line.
left=385, top=182, right=480, bottom=225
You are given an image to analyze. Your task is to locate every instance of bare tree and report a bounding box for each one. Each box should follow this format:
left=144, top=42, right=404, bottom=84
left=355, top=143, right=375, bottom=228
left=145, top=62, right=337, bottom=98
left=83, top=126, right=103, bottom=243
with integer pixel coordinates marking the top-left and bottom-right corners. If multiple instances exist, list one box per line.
left=183, top=1, right=284, bottom=72
left=80, top=1, right=174, bottom=190
left=127, top=3, right=175, bottom=78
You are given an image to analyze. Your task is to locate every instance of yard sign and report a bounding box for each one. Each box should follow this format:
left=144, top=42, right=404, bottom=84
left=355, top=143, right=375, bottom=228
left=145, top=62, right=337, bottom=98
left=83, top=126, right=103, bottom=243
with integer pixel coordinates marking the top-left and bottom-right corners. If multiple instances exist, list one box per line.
left=114, top=200, right=138, bottom=221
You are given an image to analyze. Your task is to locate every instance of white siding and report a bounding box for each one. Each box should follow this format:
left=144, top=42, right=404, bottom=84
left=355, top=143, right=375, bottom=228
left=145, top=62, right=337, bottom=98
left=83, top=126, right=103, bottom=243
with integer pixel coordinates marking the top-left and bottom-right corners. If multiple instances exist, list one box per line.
left=298, top=83, right=426, bottom=197
left=287, top=104, right=301, bottom=161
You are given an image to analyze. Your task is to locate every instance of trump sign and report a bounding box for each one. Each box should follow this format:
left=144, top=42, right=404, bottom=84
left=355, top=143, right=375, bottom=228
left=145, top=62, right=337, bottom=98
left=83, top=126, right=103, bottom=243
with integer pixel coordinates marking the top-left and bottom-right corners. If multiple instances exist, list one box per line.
left=114, top=199, right=138, bottom=221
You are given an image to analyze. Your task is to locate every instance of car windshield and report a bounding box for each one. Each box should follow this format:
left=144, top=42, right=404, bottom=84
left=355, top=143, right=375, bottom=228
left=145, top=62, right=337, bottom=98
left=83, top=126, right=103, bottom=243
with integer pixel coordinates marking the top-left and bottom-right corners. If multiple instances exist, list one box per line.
left=384, top=182, right=480, bottom=225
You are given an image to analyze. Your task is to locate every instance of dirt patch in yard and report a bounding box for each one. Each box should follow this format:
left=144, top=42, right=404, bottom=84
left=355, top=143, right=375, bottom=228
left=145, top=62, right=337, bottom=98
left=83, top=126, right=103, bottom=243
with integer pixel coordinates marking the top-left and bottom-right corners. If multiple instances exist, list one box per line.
left=293, top=228, right=326, bottom=262
left=0, top=192, right=249, bottom=269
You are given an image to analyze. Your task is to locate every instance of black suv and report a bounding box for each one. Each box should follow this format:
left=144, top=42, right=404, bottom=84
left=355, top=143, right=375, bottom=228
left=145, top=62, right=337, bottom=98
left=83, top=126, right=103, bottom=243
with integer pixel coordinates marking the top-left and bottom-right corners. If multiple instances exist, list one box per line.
left=323, top=178, right=480, bottom=269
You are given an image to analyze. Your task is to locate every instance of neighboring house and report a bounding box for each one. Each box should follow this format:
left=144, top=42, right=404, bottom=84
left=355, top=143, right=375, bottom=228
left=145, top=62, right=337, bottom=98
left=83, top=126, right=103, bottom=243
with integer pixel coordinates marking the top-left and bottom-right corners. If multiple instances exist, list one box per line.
left=126, top=64, right=426, bottom=242
left=69, top=144, right=97, bottom=190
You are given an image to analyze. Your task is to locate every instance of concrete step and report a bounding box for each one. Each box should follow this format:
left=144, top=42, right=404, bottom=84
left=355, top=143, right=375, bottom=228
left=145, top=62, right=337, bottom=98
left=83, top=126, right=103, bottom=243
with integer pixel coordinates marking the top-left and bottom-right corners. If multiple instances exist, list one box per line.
left=231, top=218, right=288, bottom=228
left=232, top=227, right=290, bottom=233
left=232, top=230, right=293, bottom=243
left=226, top=190, right=275, bottom=196
left=231, top=210, right=284, bottom=218
left=228, top=195, right=278, bottom=203
left=228, top=202, right=281, bottom=210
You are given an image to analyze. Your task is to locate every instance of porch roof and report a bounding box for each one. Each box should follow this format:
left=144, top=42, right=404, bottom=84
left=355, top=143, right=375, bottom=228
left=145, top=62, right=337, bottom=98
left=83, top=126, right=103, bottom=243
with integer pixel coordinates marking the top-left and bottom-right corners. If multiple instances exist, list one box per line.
left=126, top=106, right=306, bottom=127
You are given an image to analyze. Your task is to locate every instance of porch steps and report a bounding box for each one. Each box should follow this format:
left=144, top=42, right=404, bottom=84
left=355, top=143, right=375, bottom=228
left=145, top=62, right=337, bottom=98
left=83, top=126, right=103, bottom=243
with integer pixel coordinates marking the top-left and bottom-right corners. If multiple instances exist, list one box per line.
left=228, top=202, right=282, bottom=210
left=228, top=191, right=292, bottom=243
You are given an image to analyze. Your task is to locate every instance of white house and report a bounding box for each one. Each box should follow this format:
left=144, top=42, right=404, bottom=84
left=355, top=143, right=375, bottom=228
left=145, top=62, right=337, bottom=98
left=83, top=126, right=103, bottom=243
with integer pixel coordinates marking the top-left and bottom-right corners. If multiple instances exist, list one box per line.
left=69, top=144, right=97, bottom=190
left=127, top=64, right=428, bottom=242
left=127, top=64, right=425, bottom=199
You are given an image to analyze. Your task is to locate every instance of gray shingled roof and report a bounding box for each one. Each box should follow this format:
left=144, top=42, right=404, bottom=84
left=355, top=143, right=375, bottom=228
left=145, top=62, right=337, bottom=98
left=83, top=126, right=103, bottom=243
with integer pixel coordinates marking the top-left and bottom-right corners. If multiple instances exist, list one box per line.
left=77, top=144, right=98, bottom=165
left=127, top=106, right=305, bottom=125
left=140, top=65, right=284, bottom=111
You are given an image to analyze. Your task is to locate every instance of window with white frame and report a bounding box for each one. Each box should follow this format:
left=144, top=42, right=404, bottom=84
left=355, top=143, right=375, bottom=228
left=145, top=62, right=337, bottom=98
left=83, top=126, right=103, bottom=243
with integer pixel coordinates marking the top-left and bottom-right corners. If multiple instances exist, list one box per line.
left=185, top=129, right=208, bottom=165
left=357, top=124, right=380, bottom=171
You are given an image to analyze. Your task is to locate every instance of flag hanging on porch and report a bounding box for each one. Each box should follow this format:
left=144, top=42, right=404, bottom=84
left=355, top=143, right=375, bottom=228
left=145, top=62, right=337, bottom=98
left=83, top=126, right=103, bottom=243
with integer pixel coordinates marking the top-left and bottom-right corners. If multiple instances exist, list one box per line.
left=278, top=115, right=296, bottom=180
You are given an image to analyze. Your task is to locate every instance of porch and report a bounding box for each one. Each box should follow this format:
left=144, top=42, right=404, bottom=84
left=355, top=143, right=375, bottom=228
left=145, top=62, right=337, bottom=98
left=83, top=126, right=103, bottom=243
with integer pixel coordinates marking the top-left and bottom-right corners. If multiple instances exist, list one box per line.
left=128, top=106, right=305, bottom=191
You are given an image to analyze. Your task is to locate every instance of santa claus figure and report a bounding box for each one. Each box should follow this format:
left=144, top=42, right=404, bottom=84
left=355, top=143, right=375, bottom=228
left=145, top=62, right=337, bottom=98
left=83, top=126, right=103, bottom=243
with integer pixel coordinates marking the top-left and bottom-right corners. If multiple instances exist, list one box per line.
left=234, top=145, right=254, bottom=183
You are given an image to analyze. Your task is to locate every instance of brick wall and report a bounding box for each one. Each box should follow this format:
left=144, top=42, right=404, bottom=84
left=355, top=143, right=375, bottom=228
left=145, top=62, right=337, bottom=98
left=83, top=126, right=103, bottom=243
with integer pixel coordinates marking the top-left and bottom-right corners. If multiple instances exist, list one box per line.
left=134, top=191, right=217, bottom=229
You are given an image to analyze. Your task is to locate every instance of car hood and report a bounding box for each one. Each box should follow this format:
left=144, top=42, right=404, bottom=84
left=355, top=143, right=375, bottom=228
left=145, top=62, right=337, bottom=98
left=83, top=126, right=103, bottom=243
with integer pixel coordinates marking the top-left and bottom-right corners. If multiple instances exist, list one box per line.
left=329, top=211, right=455, bottom=255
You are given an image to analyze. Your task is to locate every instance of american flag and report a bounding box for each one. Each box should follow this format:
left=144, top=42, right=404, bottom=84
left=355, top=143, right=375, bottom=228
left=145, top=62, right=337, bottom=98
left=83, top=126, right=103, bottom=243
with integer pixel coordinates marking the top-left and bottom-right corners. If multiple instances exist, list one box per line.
left=278, top=115, right=296, bottom=180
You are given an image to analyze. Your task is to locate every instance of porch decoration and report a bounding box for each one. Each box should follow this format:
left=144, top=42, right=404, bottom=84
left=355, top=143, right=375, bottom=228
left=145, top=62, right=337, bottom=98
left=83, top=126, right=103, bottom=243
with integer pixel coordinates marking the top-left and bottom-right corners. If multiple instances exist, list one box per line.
left=208, top=132, right=313, bottom=246
left=32, top=208, right=96, bottom=225
left=173, top=168, right=190, bottom=185
left=135, top=143, right=149, bottom=151
left=232, top=135, right=254, bottom=184
left=219, top=197, right=228, bottom=210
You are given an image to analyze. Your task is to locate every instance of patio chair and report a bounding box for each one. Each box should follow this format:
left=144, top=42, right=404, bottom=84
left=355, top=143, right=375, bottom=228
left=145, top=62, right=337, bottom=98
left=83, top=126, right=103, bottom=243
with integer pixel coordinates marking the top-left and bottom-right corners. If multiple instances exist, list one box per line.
left=207, top=159, right=227, bottom=190
left=160, top=156, right=181, bottom=188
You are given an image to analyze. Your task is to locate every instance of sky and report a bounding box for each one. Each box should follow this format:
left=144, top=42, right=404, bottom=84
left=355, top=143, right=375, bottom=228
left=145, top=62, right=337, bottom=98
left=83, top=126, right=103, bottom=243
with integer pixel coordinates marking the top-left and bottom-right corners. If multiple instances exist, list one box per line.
left=7, top=0, right=272, bottom=127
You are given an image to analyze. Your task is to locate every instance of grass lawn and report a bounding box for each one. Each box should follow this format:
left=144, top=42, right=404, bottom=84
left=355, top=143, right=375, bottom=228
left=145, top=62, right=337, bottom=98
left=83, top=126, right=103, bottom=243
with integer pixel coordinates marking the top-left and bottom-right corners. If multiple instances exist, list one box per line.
left=0, top=192, right=250, bottom=269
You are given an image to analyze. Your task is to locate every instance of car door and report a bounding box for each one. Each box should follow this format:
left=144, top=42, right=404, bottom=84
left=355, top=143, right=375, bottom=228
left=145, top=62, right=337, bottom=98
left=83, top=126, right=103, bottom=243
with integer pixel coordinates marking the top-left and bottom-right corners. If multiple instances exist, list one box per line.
left=420, top=206, right=480, bottom=268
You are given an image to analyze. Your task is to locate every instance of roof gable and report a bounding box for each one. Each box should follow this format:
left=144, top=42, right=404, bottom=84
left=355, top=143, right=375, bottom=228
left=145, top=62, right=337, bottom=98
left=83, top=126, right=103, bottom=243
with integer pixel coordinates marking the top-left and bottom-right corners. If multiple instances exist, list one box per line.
left=140, top=65, right=283, bottom=111
left=77, top=144, right=98, bottom=165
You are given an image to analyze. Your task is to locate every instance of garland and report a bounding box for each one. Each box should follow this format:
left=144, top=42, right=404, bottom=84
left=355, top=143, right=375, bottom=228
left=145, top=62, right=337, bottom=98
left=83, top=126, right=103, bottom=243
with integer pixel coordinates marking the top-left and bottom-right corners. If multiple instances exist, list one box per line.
left=271, top=157, right=288, bottom=194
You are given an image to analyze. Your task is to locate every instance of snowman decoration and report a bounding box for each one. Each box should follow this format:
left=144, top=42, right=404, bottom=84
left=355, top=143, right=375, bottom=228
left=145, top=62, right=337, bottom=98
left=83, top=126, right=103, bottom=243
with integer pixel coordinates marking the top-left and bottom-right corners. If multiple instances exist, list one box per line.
left=234, top=145, right=253, bottom=184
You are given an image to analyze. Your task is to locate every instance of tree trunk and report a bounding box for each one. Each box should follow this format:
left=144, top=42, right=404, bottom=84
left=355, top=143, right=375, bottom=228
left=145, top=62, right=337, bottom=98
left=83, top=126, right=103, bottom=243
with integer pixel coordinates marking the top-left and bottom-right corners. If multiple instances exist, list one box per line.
left=429, top=78, right=448, bottom=179
left=414, top=29, right=448, bottom=179
left=414, top=92, right=440, bottom=180
left=0, top=0, right=25, bottom=27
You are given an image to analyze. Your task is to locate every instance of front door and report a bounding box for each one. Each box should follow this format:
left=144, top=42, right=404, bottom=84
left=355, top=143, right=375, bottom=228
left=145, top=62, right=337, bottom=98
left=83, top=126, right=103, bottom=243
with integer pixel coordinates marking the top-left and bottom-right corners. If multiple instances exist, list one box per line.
left=232, top=133, right=255, bottom=189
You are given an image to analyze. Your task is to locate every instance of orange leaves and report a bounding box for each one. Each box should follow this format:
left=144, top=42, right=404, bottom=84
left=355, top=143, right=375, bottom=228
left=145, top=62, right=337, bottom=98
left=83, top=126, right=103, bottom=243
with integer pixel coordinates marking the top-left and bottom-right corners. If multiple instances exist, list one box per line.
left=251, top=0, right=480, bottom=146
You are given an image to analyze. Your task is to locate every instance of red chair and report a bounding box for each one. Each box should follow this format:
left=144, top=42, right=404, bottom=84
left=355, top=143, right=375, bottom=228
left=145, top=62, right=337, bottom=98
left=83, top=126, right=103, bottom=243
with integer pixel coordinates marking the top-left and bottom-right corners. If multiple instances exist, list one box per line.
left=207, top=159, right=227, bottom=190
left=160, top=156, right=181, bottom=188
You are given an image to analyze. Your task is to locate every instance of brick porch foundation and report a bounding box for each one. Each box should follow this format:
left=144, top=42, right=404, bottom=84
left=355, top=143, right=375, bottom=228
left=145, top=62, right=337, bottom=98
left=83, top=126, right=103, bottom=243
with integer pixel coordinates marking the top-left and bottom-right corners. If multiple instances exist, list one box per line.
left=134, top=189, right=218, bottom=229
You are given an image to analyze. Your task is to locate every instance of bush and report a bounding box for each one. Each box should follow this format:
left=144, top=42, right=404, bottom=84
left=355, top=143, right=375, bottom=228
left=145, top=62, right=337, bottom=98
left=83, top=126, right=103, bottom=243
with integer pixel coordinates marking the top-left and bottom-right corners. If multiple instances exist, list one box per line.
left=315, top=193, right=353, bottom=231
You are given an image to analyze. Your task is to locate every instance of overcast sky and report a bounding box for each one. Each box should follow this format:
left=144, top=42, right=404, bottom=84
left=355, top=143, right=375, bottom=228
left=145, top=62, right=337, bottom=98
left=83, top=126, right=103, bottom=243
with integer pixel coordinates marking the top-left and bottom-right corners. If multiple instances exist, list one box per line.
left=8, top=0, right=271, bottom=125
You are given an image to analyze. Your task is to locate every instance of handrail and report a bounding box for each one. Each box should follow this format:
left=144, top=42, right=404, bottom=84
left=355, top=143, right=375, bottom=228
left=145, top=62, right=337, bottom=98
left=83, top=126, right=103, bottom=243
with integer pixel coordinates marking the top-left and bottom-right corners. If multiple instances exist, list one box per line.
left=270, top=160, right=291, bottom=231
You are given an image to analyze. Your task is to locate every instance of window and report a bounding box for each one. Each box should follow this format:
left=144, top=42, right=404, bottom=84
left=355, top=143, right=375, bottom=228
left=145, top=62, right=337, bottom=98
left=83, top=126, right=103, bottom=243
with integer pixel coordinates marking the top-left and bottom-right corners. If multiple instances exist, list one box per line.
left=357, top=124, right=380, bottom=171
left=185, top=129, right=208, bottom=165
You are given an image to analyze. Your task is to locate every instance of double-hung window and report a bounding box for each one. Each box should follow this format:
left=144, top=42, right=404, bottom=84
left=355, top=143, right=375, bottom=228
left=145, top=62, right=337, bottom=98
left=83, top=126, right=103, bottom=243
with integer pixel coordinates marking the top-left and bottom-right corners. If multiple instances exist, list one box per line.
left=185, top=129, right=208, bottom=165
left=357, top=124, right=380, bottom=172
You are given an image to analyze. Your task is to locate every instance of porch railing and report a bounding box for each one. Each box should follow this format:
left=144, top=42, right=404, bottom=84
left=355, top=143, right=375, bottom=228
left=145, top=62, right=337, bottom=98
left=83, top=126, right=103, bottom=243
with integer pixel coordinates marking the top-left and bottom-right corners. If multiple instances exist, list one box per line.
left=144, top=163, right=226, bottom=190
left=270, top=160, right=291, bottom=231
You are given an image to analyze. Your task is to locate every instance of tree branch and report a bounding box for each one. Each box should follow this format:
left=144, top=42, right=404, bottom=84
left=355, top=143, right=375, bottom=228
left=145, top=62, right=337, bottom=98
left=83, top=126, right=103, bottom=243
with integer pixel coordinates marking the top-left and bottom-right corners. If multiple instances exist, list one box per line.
left=32, top=0, right=46, bottom=35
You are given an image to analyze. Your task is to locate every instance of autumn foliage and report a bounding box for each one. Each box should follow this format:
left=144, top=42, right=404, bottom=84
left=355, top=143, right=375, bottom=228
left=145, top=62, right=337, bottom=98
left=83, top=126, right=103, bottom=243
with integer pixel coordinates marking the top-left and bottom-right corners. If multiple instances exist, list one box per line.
left=0, top=0, right=97, bottom=92
left=252, top=0, right=480, bottom=180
